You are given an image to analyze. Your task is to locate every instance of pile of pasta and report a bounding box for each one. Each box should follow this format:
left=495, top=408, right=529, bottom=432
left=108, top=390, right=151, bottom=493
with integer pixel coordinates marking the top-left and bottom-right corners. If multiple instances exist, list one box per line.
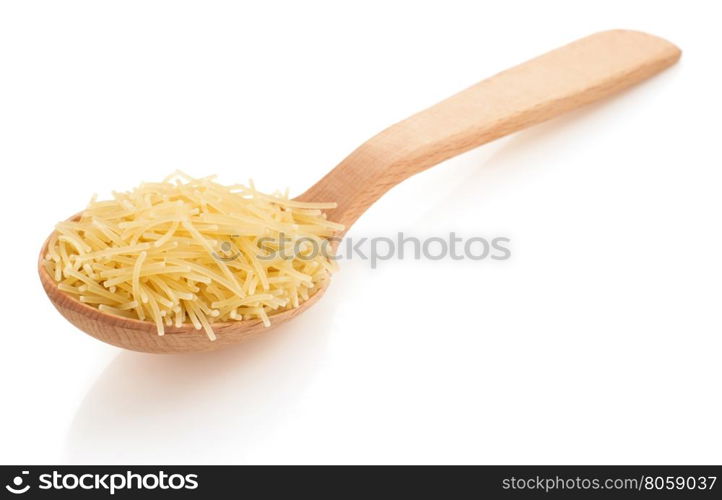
left=43, top=172, right=342, bottom=340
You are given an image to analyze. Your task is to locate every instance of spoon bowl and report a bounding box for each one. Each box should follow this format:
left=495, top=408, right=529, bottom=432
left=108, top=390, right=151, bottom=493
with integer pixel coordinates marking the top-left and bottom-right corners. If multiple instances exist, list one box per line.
left=39, top=30, right=681, bottom=353
left=38, top=236, right=329, bottom=353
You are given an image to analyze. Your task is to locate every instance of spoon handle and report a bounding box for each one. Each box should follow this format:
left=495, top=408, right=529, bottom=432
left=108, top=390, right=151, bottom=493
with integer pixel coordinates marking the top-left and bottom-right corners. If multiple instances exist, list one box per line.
left=299, top=29, right=680, bottom=230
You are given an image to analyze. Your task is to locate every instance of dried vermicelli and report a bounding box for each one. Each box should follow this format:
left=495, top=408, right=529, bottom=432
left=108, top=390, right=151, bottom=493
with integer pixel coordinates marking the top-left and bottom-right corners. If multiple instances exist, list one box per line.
left=43, top=172, right=342, bottom=340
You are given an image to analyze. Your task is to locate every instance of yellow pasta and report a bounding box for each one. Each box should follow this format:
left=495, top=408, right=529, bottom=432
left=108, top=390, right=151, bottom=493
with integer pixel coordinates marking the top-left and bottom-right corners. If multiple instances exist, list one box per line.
left=44, top=171, right=341, bottom=340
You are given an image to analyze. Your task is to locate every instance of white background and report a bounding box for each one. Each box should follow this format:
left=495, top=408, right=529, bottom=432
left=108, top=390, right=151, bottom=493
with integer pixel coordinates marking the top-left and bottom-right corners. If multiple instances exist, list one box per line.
left=1, top=0, right=720, bottom=465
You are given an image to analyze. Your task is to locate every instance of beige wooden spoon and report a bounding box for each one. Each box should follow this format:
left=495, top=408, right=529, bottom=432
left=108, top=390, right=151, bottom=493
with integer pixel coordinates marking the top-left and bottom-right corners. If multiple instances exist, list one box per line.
left=39, top=30, right=680, bottom=353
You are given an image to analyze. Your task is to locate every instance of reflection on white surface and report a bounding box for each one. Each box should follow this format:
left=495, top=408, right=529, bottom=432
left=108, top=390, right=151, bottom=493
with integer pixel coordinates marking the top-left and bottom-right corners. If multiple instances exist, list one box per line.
left=65, top=300, right=337, bottom=464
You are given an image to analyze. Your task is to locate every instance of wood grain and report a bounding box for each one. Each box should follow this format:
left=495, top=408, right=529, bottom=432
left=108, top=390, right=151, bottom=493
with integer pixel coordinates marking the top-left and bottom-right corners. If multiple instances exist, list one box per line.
left=39, top=29, right=680, bottom=353
left=298, top=30, right=681, bottom=229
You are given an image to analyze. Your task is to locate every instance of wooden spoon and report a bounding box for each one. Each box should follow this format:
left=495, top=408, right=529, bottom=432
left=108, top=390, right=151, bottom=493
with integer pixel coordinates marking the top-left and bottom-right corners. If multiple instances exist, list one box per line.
left=39, top=30, right=680, bottom=353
